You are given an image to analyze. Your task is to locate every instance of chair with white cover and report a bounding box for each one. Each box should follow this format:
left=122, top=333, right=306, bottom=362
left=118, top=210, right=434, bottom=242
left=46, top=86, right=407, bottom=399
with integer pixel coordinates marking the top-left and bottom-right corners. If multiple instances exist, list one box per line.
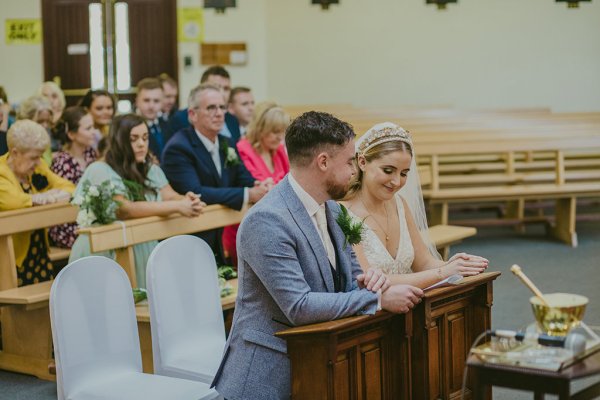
left=146, top=235, right=226, bottom=384
left=49, top=256, right=219, bottom=400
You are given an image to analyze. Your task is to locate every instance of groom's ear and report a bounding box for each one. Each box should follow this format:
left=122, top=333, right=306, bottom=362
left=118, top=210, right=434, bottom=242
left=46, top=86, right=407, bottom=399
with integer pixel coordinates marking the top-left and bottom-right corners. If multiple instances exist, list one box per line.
left=315, top=151, right=329, bottom=171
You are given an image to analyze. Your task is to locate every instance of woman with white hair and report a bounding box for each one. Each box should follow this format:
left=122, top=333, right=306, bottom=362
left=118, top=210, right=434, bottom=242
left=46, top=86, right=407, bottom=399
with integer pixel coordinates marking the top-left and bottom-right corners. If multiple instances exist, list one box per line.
left=341, top=122, right=488, bottom=289
left=0, top=120, right=74, bottom=286
left=18, top=95, right=56, bottom=162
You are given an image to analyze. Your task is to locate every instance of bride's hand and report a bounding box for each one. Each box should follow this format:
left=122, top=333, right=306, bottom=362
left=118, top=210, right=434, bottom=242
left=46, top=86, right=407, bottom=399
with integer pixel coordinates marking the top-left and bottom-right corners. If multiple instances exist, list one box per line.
left=442, top=253, right=489, bottom=277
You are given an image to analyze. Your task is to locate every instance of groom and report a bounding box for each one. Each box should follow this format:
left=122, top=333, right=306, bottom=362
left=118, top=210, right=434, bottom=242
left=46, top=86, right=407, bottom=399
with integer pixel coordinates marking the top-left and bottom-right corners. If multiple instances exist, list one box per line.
left=212, top=111, right=423, bottom=399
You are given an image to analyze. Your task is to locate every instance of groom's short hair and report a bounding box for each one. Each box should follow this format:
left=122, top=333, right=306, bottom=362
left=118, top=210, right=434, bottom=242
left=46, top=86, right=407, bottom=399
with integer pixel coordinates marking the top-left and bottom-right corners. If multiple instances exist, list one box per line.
left=286, top=111, right=355, bottom=167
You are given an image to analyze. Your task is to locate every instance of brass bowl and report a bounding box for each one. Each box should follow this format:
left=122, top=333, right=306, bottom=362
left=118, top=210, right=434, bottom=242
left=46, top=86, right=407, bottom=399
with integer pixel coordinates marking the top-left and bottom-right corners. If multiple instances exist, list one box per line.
left=530, top=293, right=588, bottom=336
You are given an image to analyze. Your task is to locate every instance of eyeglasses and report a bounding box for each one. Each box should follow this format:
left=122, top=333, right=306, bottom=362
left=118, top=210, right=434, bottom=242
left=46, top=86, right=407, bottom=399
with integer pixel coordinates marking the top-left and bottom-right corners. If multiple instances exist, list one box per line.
left=204, top=104, right=227, bottom=115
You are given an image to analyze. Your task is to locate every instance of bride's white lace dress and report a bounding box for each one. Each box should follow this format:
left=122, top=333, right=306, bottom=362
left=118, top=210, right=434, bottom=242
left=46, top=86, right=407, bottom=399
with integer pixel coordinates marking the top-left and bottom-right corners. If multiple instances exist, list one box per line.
left=348, top=195, right=414, bottom=275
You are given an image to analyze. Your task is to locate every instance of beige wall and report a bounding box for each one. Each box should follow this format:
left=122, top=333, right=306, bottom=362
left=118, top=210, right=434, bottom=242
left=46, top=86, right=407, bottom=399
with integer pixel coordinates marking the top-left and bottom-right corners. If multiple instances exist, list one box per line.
left=1, top=0, right=600, bottom=112
left=265, top=0, right=600, bottom=112
left=177, top=0, right=268, bottom=106
left=0, top=0, right=43, bottom=105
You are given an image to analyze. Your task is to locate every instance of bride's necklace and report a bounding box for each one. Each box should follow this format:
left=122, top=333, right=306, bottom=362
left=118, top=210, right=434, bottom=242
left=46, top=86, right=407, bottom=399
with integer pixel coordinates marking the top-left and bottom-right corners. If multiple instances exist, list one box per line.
left=360, top=196, right=390, bottom=243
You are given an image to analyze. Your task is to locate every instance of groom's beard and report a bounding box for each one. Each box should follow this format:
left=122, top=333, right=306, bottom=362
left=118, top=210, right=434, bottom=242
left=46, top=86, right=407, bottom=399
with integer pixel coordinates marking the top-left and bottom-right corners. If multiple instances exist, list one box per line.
left=325, top=177, right=350, bottom=201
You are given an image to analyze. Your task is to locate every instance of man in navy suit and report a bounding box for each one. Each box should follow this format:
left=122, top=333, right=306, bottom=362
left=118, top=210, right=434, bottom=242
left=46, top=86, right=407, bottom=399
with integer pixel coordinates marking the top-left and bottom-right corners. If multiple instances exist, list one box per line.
left=135, top=77, right=172, bottom=160
left=162, top=83, right=271, bottom=262
left=169, top=65, right=242, bottom=146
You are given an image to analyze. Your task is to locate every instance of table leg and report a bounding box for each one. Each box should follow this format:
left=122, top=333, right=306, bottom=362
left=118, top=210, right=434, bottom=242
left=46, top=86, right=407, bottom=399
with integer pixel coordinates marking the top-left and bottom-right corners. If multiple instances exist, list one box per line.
left=534, top=392, right=544, bottom=400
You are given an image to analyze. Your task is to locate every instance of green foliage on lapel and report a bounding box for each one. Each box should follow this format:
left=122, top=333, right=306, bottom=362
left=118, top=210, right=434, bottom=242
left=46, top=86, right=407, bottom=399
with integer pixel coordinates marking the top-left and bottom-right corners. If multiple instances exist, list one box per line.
left=336, top=204, right=365, bottom=249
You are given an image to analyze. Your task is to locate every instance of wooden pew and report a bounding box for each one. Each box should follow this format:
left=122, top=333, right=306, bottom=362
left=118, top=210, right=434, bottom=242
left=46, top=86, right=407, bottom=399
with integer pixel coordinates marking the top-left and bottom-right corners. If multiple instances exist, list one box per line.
left=418, top=137, right=600, bottom=247
left=0, top=203, right=78, bottom=380
left=0, top=204, right=246, bottom=379
left=78, top=204, right=247, bottom=288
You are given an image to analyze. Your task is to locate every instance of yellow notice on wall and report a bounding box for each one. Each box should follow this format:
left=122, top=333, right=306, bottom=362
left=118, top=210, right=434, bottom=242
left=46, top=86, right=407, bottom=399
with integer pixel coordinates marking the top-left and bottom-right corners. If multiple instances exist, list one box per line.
left=178, top=8, right=204, bottom=43
left=5, top=19, right=42, bottom=45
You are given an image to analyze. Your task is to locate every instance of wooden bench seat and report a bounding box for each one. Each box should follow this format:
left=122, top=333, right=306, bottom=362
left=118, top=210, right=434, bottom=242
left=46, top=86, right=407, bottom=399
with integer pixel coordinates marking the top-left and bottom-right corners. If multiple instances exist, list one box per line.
left=48, top=247, right=70, bottom=262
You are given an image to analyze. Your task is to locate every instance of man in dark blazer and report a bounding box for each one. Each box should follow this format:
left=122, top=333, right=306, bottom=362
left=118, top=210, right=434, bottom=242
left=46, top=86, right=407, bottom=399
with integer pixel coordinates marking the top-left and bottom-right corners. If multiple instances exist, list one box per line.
left=169, top=65, right=242, bottom=146
left=135, top=77, right=172, bottom=160
left=162, top=83, right=271, bottom=262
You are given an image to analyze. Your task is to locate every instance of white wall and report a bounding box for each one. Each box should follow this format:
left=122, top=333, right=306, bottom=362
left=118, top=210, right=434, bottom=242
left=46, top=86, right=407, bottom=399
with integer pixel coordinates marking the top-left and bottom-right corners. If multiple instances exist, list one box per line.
left=265, top=0, right=600, bottom=112
left=1, top=0, right=600, bottom=112
left=0, top=0, right=43, bottom=105
left=177, top=0, right=268, bottom=106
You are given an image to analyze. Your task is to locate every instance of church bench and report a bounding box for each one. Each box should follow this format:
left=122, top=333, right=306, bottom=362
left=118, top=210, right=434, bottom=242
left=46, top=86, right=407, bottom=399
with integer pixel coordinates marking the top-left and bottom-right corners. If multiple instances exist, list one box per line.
left=78, top=204, right=247, bottom=288
left=0, top=204, right=245, bottom=379
left=0, top=204, right=78, bottom=380
left=48, top=246, right=70, bottom=263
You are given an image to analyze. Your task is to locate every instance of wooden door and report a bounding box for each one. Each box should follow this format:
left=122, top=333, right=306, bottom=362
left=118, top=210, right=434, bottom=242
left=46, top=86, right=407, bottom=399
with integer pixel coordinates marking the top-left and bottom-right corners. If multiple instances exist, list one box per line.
left=42, top=0, right=178, bottom=106
left=42, top=0, right=95, bottom=105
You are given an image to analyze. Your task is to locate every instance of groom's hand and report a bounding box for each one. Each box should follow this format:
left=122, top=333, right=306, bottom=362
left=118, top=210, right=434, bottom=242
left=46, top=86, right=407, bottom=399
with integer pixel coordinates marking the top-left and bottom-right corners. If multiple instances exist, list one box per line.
left=381, top=284, right=423, bottom=314
left=357, top=268, right=390, bottom=293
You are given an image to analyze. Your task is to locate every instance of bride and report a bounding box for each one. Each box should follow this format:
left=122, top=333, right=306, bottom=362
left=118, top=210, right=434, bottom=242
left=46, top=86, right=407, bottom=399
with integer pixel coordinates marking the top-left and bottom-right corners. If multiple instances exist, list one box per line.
left=341, top=122, right=488, bottom=289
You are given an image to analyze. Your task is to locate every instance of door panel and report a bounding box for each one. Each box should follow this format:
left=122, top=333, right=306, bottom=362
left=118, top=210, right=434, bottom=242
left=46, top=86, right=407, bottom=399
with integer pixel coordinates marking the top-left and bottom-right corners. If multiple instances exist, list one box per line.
left=42, top=0, right=95, bottom=105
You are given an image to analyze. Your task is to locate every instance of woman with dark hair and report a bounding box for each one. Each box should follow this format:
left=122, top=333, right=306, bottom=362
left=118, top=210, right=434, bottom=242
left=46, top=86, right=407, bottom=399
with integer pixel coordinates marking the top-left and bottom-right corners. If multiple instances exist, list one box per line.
left=49, top=107, right=97, bottom=248
left=69, top=114, right=205, bottom=287
left=79, top=89, right=116, bottom=148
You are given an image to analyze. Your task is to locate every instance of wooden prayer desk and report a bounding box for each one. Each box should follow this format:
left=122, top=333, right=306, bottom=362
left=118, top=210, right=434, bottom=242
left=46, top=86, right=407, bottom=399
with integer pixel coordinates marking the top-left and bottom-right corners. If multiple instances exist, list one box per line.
left=467, top=350, right=600, bottom=400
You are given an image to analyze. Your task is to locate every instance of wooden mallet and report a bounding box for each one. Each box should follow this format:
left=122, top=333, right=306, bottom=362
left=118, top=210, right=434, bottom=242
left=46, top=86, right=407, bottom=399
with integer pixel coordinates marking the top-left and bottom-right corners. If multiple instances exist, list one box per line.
left=510, top=264, right=550, bottom=307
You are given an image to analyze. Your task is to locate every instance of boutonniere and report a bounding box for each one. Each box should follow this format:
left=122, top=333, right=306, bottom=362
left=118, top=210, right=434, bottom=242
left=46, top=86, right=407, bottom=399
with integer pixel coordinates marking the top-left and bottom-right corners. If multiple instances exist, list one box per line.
left=220, top=139, right=240, bottom=168
left=31, top=173, right=49, bottom=191
left=336, top=204, right=365, bottom=249
left=122, top=179, right=145, bottom=201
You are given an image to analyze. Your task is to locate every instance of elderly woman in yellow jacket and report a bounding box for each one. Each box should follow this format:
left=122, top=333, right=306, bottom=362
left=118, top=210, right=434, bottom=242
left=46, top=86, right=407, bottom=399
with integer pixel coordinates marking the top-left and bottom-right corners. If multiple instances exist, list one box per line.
left=0, top=120, right=74, bottom=286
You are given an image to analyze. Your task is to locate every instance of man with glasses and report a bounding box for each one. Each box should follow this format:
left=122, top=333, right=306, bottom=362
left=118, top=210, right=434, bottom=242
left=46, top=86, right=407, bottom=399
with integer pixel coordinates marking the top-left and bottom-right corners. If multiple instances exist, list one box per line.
left=169, top=65, right=242, bottom=145
left=162, top=83, right=271, bottom=263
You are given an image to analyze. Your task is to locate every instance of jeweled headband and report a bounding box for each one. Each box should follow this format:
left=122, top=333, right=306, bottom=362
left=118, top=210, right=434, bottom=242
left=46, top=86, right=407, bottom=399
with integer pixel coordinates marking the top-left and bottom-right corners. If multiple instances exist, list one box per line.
left=357, top=126, right=412, bottom=154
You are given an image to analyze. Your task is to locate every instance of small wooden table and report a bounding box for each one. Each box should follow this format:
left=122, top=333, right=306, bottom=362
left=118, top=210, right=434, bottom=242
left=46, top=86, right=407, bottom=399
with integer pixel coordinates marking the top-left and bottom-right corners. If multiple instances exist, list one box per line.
left=467, top=350, right=600, bottom=400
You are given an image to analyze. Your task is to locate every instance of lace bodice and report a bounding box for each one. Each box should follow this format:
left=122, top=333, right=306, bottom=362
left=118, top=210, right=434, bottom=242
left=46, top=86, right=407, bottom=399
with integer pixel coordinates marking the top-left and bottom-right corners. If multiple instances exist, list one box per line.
left=349, top=196, right=414, bottom=275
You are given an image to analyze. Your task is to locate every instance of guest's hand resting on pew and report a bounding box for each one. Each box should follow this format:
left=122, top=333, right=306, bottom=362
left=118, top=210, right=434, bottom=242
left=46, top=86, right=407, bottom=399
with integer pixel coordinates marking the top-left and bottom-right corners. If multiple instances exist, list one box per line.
left=178, top=191, right=205, bottom=217
left=31, top=188, right=72, bottom=205
left=248, top=178, right=272, bottom=204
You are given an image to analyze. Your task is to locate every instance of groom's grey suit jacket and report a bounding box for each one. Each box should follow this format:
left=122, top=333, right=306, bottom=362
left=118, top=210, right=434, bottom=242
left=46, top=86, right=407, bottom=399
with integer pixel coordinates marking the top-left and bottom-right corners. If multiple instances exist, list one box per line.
left=213, top=176, right=378, bottom=400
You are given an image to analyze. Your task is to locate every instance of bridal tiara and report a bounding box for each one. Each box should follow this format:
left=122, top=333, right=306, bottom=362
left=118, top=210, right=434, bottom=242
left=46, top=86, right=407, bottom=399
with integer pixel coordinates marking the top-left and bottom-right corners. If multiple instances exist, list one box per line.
left=357, top=126, right=413, bottom=154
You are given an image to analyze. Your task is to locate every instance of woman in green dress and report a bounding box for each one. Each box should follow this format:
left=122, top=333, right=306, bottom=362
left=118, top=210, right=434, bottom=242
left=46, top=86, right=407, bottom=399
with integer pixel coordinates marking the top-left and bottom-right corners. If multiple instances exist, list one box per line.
left=69, top=114, right=205, bottom=287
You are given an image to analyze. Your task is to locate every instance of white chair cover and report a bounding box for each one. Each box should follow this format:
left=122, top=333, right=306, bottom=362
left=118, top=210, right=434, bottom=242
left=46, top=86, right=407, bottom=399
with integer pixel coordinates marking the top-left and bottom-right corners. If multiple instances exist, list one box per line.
left=146, top=235, right=226, bottom=384
left=50, top=256, right=218, bottom=400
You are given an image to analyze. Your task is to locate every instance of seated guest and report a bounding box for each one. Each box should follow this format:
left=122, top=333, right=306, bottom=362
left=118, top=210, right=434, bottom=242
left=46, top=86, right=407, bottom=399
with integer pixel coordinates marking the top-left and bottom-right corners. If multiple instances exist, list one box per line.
left=38, top=81, right=66, bottom=125
left=228, top=87, right=255, bottom=137
left=341, top=122, right=489, bottom=288
left=222, top=102, right=290, bottom=264
left=158, top=73, right=178, bottom=123
left=79, top=89, right=116, bottom=147
left=169, top=65, right=241, bottom=145
left=49, top=107, right=97, bottom=248
left=162, top=84, right=270, bottom=263
left=17, top=95, right=55, bottom=163
left=0, top=120, right=74, bottom=286
left=69, top=114, right=205, bottom=288
left=135, top=77, right=171, bottom=160
left=0, top=85, right=16, bottom=132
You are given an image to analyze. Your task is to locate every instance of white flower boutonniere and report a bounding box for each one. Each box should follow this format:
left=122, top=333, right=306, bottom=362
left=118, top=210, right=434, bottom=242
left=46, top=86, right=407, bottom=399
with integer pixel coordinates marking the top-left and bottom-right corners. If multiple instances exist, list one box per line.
left=220, top=139, right=240, bottom=168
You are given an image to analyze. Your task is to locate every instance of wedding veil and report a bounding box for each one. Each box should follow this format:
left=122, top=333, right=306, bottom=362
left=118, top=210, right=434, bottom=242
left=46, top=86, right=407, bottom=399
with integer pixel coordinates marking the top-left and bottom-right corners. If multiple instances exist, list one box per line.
left=355, top=122, right=441, bottom=260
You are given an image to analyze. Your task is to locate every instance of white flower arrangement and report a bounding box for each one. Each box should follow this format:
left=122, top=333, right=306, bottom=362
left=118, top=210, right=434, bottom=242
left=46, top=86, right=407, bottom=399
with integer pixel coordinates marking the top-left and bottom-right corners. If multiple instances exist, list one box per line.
left=72, top=180, right=120, bottom=227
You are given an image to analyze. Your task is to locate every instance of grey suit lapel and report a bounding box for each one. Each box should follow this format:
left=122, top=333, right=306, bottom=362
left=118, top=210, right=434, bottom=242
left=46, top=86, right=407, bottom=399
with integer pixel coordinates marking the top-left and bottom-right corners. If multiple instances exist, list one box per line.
left=325, top=202, right=353, bottom=292
left=279, top=178, right=335, bottom=292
